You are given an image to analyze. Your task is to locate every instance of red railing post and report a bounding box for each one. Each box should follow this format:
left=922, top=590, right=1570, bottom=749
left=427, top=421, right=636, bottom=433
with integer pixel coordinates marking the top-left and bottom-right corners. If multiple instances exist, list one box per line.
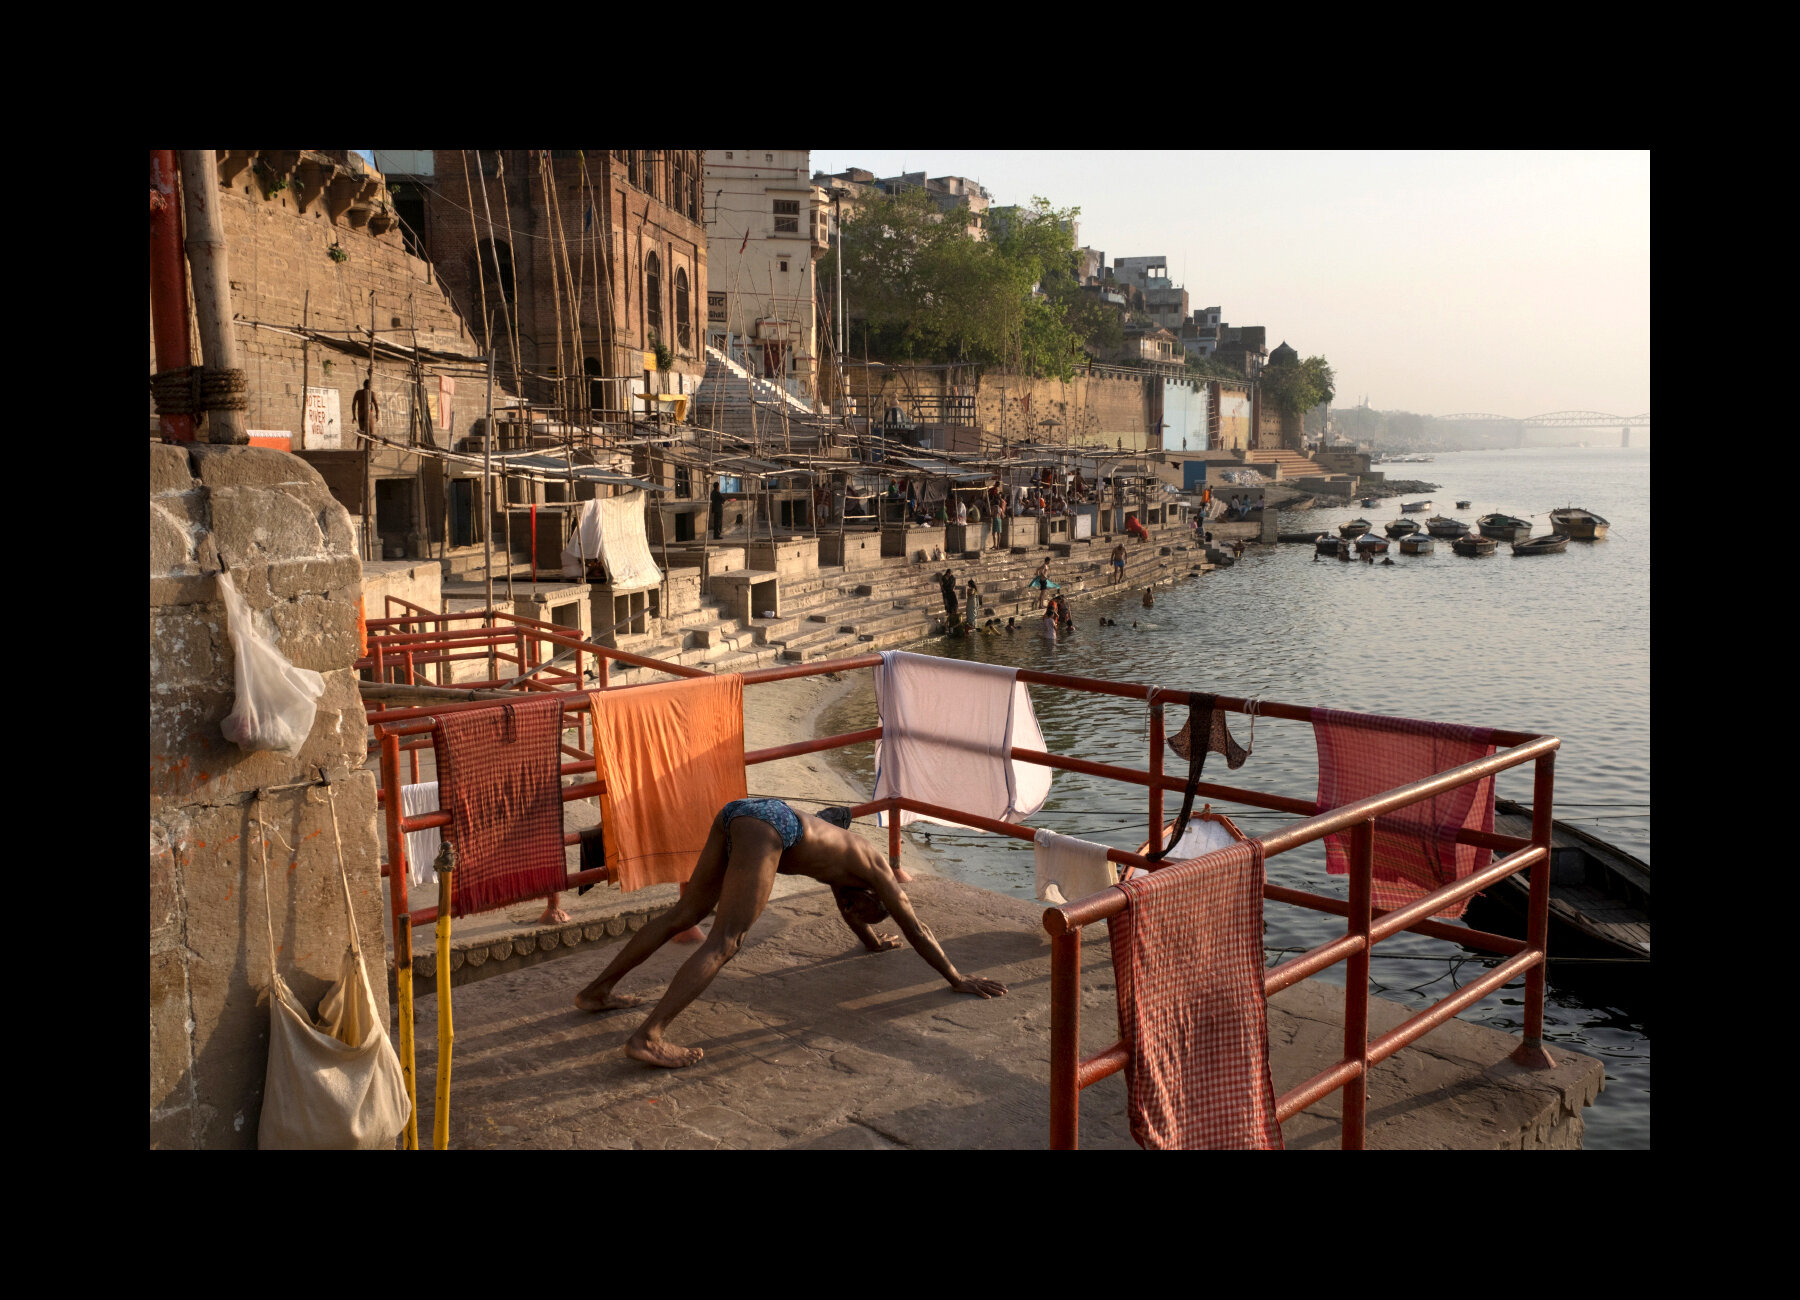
left=888, top=797, right=902, bottom=877
left=148, top=149, right=194, bottom=444
left=1148, top=701, right=1165, bottom=856
left=1050, top=929, right=1081, bottom=1149
left=1343, top=817, right=1374, bottom=1149
left=1512, top=753, right=1559, bottom=1068
left=380, top=726, right=419, bottom=1151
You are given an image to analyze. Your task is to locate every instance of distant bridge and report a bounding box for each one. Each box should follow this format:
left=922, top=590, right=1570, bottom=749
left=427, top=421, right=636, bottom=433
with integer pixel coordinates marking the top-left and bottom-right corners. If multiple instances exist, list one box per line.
left=1438, top=411, right=1650, bottom=427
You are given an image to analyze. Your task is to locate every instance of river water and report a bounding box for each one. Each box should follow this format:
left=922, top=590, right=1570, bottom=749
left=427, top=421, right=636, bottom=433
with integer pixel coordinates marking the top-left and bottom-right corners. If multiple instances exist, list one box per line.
left=813, top=445, right=1650, bottom=1149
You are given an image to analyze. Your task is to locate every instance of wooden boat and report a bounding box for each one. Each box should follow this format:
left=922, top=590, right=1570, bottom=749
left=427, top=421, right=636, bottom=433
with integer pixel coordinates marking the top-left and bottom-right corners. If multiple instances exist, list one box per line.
left=1384, top=518, right=1421, bottom=538
left=1549, top=507, right=1610, bottom=540
left=1512, top=533, right=1568, bottom=556
left=1462, top=799, right=1649, bottom=964
left=1477, top=512, right=1533, bottom=542
left=1452, top=534, right=1496, bottom=557
left=1314, top=534, right=1340, bottom=555
left=1426, top=515, right=1469, bottom=538
left=1456, top=499, right=1473, bottom=509
left=1337, top=517, right=1372, bottom=538
left=1354, top=532, right=1389, bottom=555
left=1132, top=809, right=1248, bottom=877
left=1400, top=500, right=1433, bottom=513
left=1399, top=534, right=1433, bottom=555
left=1362, top=496, right=1379, bottom=508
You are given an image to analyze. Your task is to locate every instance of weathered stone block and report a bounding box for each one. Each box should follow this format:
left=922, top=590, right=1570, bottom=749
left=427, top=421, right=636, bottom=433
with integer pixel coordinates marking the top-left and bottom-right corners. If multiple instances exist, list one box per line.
left=190, top=444, right=327, bottom=492
left=150, top=443, right=198, bottom=496
left=268, top=555, right=363, bottom=600
left=149, top=502, right=198, bottom=575
left=149, top=948, right=193, bottom=1111
left=149, top=604, right=228, bottom=689
left=148, top=1107, right=196, bottom=1150
left=150, top=817, right=183, bottom=951
left=272, top=597, right=360, bottom=671
left=210, top=486, right=328, bottom=569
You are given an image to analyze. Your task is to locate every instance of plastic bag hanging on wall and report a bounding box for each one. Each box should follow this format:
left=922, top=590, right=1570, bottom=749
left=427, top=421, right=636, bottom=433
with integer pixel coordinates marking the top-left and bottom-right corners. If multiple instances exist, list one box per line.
left=217, top=571, right=326, bottom=758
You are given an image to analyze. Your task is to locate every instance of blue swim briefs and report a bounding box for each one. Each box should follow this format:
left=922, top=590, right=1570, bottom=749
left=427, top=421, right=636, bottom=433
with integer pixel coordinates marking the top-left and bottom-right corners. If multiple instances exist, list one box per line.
left=721, top=798, right=803, bottom=851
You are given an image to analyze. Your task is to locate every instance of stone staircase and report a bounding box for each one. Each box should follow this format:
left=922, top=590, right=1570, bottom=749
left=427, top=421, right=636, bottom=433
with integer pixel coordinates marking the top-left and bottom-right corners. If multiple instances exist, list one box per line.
left=1245, top=448, right=1329, bottom=481
left=693, top=344, right=817, bottom=439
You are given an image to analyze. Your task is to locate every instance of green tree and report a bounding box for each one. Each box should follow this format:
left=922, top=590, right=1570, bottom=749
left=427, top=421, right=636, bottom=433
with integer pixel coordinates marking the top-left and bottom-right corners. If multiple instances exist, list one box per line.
left=1259, top=354, right=1336, bottom=417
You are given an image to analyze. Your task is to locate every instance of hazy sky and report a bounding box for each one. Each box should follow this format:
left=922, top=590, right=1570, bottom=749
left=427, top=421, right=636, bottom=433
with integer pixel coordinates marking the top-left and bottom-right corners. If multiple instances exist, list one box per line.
left=814, top=150, right=1649, bottom=419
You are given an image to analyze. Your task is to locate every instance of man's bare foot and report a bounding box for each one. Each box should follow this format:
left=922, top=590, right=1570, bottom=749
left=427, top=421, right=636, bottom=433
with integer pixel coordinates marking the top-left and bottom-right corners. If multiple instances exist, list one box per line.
left=672, top=924, right=705, bottom=943
left=894, top=866, right=915, bottom=883
left=574, top=986, right=644, bottom=1013
left=536, top=905, right=571, bottom=925
left=625, top=1035, right=704, bottom=1068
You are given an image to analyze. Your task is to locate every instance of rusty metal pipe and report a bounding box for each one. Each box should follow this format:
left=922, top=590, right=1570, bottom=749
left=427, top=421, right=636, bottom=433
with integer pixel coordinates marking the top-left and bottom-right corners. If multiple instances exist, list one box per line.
left=1275, top=1057, right=1364, bottom=1123
left=1368, top=949, right=1543, bottom=1068
left=1261, top=884, right=1527, bottom=956
left=148, top=149, right=194, bottom=443
left=1049, top=930, right=1082, bottom=1150
left=745, top=726, right=882, bottom=766
left=1342, top=819, right=1373, bottom=1149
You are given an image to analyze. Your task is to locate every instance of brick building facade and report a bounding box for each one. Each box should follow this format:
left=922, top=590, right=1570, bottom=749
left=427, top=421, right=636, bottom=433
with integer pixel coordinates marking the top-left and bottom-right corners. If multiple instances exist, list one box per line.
left=394, top=150, right=709, bottom=417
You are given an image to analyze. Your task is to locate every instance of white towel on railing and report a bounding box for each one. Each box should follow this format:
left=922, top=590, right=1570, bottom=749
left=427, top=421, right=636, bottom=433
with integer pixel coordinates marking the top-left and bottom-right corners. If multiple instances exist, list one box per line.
left=872, top=650, right=1051, bottom=829
left=400, top=781, right=441, bottom=888
left=1035, top=829, right=1117, bottom=905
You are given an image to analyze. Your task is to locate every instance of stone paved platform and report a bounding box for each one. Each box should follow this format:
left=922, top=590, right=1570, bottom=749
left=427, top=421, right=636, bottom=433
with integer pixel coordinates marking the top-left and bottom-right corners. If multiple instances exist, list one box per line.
left=403, top=874, right=1603, bottom=1150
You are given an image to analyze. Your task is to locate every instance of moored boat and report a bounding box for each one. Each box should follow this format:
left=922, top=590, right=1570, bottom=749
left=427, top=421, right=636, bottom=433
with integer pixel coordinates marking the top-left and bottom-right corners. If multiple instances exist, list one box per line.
left=1477, top=512, right=1533, bottom=542
left=1314, top=534, right=1340, bottom=555
left=1400, top=500, right=1433, bottom=513
left=1362, top=496, right=1378, bottom=508
left=1354, top=532, right=1389, bottom=554
left=1337, top=517, right=1372, bottom=538
left=1456, top=499, right=1473, bottom=509
left=1512, top=533, right=1568, bottom=556
left=1452, top=534, right=1497, bottom=557
left=1398, top=534, right=1433, bottom=555
left=1549, top=506, right=1610, bottom=540
left=1384, top=518, right=1421, bottom=538
left=1426, top=515, right=1469, bottom=538
left=1462, top=799, right=1649, bottom=965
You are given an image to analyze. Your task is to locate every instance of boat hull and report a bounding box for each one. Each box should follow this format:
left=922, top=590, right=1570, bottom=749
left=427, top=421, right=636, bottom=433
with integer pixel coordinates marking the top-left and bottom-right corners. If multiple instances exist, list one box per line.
left=1398, top=535, right=1433, bottom=555
left=1337, top=519, right=1373, bottom=538
left=1477, top=514, right=1533, bottom=542
left=1354, top=533, right=1388, bottom=554
left=1400, top=501, right=1432, bottom=513
left=1384, top=520, right=1421, bottom=538
left=1426, top=517, right=1469, bottom=538
left=1549, top=508, right=1610, bottom=540
left=1452, top=536, right=1496, bottom=557
left=1512, top=534, right=1568, bottom=556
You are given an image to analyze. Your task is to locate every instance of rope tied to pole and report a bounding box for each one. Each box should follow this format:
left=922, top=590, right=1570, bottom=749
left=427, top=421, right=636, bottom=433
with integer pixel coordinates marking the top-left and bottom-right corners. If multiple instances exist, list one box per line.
left=150, top=365, right=248, bottom=414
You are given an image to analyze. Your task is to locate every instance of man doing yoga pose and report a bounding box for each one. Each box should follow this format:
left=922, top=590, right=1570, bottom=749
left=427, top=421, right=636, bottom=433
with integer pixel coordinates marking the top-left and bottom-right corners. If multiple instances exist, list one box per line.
left=574, top=799, right=1008, bottom=1067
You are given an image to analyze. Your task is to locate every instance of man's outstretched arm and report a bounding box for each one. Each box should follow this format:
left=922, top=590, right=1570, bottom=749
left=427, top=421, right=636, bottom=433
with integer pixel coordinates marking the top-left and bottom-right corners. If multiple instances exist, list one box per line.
left=867, top=874, right=1006, bottom=998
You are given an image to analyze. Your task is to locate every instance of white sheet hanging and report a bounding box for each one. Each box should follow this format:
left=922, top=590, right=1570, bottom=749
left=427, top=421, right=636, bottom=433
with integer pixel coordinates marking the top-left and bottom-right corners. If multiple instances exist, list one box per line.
left=399, top=782, right=440, bottom=888
left=560, top=490, right=664, bottom=591
left=1034, top=828, right=1117, bottom=905
left=871, top=650, right=1051, bottom=829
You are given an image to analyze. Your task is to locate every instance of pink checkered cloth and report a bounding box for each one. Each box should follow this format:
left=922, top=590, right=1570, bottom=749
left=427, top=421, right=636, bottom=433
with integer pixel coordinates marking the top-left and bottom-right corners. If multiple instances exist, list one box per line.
left=1312, top=709, right=1496, bottom=921
left=1108, top=839, right=1282, bottom=1150
left=431, top=695, right=568, bottom=917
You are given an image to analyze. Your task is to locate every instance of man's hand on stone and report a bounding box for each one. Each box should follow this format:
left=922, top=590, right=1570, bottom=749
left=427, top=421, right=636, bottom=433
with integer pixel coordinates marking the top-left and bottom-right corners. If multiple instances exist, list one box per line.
left=868, top=933, right=904, bottom=952
left=951, top=975, right=1007, bottom=999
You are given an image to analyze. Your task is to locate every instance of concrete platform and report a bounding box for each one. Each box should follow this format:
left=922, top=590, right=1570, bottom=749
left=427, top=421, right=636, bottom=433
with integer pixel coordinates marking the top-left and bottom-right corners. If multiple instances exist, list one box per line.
left=403, top=874, right=1603, bottom=1150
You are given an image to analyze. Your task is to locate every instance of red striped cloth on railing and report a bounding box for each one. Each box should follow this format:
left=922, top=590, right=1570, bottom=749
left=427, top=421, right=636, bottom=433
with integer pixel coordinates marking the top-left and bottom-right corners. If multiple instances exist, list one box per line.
left=1108, top=838, right=1282, bottom=1150
left=1312, top=709, right=1496, bottom=920
left=431, top=695, right=568, bottom=916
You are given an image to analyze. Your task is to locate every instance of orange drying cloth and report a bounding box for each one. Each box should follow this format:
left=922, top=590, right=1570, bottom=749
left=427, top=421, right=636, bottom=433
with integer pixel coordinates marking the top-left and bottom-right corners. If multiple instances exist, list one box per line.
left=589, top=676, right=747, bottom=892
left=356, top=595, right=368, bottom=658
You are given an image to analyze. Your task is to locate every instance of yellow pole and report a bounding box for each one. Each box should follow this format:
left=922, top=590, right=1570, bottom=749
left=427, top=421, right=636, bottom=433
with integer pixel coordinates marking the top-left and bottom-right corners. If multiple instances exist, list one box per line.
left=433, top=841, right=456, bottom=1149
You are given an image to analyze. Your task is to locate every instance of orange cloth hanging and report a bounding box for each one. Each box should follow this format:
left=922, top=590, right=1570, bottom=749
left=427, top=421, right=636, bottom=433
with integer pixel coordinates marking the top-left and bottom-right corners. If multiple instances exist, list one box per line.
left=589, top=675, right=747, bottom=892
left=356, top=595, right=368, bottom=658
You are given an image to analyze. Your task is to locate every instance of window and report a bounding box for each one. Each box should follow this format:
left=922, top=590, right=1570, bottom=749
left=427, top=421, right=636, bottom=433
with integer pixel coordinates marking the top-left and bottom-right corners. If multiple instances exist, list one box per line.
left=725, top=151, right=733, bottom=159
left=773, top=198, right=799, bottom=234
left=779, top=260, right=789, bottom=273
left=645, top=252, right=662, bottom=340
left=765, top=154, right=773, bottom=163
left=675, top=267, right=691, bottom=349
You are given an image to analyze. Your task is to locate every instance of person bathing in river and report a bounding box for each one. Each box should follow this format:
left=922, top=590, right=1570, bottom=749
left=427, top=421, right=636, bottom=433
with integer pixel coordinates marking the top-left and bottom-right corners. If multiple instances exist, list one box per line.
left=576, top=801, right=1007, bottom=1067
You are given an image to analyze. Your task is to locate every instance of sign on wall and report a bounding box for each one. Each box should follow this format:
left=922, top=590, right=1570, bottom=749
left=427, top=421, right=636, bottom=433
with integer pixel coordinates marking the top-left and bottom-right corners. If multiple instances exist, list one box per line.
left=708, top=291, right=727, bottom=323
left=303, top=386, right=342, bottom=449
left=438, top=375, right=455, bottom=430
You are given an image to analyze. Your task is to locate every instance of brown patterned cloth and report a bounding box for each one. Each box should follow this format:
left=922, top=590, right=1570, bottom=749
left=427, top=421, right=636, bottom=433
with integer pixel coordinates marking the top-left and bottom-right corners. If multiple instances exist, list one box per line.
left=1167, top=694, right=1249, bottom=770
left=431, top=695, right=569, bottom=917
left=1108, top=838, right=1282, bottom=1150
left=1312, top=708, right=1496, bottom=921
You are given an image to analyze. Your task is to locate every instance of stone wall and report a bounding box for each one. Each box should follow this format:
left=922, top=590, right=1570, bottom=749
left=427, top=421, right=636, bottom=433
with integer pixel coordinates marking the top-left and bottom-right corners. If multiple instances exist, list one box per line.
left=150, top=444, right=383, bottom=1149
left=838, top=366, right=1155, bottom=451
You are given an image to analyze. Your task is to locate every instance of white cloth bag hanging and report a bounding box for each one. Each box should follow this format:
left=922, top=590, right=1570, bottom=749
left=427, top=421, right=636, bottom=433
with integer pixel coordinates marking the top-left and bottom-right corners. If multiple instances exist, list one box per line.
left=257, top=790, right=410, bottom=1150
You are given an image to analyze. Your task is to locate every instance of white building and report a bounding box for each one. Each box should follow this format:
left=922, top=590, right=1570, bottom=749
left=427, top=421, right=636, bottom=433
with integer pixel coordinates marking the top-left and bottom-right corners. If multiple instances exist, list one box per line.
left=704, top=149, right=829, bottom=398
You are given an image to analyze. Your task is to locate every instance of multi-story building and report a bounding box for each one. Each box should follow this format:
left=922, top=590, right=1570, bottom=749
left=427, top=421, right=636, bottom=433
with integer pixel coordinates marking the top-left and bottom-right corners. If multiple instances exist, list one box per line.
left=1113, top=255, right=1189, bottom=330
left=389, top=149, right=709, bottom=415
left=703, top=149, right=829, bottom=399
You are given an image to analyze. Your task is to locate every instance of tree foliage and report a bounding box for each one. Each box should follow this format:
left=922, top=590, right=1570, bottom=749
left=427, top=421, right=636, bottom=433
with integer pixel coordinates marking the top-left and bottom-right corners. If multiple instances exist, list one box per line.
left=1260, top=354, right=1336, bottom=417
left=821, top=191, right=1097, bottom=379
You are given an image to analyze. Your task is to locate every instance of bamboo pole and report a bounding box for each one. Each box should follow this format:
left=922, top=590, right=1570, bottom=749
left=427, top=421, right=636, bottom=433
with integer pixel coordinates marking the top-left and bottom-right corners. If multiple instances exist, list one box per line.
left=432, top=841, right=456, bottom=1150
left=177, top=149, right=247, bottom=444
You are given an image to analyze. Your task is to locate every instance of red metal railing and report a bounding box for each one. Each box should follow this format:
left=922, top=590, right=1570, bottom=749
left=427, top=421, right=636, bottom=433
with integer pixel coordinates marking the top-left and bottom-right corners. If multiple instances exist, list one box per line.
left=362, top=623, right=1560, bottom=1150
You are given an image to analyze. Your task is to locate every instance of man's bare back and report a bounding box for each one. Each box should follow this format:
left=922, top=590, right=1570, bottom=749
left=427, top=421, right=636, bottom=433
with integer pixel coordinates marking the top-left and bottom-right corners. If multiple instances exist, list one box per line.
left=574, top=804, right=1006, bottom=1069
